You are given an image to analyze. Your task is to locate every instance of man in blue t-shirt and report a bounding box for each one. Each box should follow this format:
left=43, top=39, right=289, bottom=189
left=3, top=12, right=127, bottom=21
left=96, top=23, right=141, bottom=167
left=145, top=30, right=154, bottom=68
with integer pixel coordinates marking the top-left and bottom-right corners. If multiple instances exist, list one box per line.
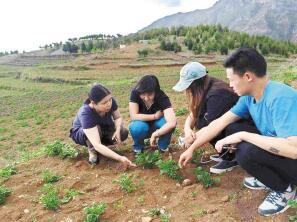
left=178, top=48, right=297, bottom=216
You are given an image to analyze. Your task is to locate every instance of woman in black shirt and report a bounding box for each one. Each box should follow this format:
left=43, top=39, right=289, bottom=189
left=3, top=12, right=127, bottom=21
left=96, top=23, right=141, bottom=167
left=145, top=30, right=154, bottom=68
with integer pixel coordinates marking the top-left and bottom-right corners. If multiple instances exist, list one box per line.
left=173, top=62, right=240, bottom=174
left=129, top=75, right=177, bottom=153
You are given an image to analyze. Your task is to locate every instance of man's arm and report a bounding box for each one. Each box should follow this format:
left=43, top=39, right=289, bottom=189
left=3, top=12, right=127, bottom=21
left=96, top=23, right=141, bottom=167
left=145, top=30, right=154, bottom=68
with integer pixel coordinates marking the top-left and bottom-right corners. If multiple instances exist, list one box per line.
left=188, top=111, right=241, bottom=152
left=216, top=132, right=297, bottom=159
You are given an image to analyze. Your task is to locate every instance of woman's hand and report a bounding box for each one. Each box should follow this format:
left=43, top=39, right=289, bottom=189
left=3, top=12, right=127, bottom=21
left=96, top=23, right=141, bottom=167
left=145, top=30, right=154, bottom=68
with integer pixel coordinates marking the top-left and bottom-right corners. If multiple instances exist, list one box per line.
left=154, top=110, right=163, bottom=120
left=184, top=130, right=196, bottom=148
left=178, top=148, right=194, bottom=168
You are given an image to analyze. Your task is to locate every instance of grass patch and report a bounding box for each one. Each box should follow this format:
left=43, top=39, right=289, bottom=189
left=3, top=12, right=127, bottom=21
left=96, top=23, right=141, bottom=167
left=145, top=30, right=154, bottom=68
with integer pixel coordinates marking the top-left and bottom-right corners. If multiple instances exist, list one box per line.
left=175, top=107, right=188, bottom=116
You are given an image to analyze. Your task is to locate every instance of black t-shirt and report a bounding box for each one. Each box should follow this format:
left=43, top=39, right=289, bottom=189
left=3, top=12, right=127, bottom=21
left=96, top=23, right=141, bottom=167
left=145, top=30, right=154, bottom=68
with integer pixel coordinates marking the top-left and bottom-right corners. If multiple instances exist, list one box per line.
left=72, top=98, right=118, bottom=130
left=130, top=89, right=172, bottom=114
left=196, top=78, right=239, bottom=129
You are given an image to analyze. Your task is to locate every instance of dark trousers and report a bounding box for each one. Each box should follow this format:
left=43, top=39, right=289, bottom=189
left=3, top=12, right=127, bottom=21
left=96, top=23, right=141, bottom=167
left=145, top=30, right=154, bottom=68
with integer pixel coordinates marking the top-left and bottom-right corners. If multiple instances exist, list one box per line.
left=223, top=121, right=297, bottom=191
left=70, top=124, right=128, bottom=151
left=210, top=119, right=257, bottom=161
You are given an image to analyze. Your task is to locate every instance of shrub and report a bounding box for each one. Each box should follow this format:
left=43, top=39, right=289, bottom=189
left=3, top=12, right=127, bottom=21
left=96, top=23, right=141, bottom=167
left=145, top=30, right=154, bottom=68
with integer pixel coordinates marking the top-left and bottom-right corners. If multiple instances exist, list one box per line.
left=44, top=140, right=79, bottom=159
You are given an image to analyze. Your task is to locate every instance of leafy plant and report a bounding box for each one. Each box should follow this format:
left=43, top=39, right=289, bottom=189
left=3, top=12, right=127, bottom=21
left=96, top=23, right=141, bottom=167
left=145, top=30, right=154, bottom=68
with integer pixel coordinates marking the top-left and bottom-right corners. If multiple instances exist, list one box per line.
left=135, top=150, right=162, bottom=169
left=39, top=184, right=61, bottom=211
left=288, top=200, right=297, bottom=221
left=84, top=202, right=107, bottom=222
left=113, top=173, right=138, bottom=193
left=194, top=167, right=220, bottom=188
left=156, top=159, right=183, bottom=182
left=191, top=149, right=204, bottom=165
left=175, top=107, right=188, bottom=116
left=44, top=140, right=78, bottom=159
left=42, top=170, right=61, bottom=184
left=61, top=188, right=80, bottom=204
left=0, top=185, right=12, bottom=205
left=160, top=213, right=170, bottom=222
left=0, top=165, right=17, bottom=179
left=149, top=208, right=170, bottom=221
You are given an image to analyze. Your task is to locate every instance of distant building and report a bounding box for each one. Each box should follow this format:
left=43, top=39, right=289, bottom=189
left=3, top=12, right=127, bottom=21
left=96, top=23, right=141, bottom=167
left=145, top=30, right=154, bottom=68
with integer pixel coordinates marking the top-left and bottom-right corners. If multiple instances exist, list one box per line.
left=120, top=44, right=126, bottom=49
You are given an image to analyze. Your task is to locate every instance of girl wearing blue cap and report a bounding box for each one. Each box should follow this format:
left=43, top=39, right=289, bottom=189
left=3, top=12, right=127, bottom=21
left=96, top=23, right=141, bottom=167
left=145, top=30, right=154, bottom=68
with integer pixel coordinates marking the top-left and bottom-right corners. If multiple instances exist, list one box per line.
left=129, top=74, right=177, bottom=153
left=70, top=84, right=135, bottom=168
left=173, top=62, right=242, bottom=173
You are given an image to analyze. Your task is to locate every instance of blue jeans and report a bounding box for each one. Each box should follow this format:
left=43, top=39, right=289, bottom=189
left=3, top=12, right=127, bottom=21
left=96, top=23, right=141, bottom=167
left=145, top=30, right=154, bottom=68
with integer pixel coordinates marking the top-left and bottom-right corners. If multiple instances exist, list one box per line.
left=129, top=117, right=173, bottom=153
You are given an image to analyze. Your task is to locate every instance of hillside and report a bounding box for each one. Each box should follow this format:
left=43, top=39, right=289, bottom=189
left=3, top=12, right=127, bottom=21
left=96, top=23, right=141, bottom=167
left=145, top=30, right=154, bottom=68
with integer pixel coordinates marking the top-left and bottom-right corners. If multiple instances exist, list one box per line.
left=141, top=0, right=297, bottom=42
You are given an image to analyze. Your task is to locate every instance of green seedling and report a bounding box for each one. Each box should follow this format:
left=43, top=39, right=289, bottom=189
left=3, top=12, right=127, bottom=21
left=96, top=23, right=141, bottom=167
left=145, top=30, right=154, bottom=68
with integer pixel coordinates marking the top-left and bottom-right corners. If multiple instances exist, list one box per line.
left=175, top=107, right=188, bottom=116
left=191, top=149, right=204, bottom=165
left=113, top=173, right=137, bottom=193
left=0, top=165, right=17, bottom=179
left=44, top=140, right=79, bottom=159
left=135, top=150, right=162, bottom=169
left=42, top=170, right=61, bottom=184
left=288, top=200, right=297, bottom=221
left=84, top=202, right=107, bottom=222
left=39, top=184, right=61, bottom=211
left=194, top=167, right=220, bottom=188
left=0, top=185, right=12, bottom=205
left=61, top=188, right=80, bottom=204
left=156, top=159, right=183, bottom=182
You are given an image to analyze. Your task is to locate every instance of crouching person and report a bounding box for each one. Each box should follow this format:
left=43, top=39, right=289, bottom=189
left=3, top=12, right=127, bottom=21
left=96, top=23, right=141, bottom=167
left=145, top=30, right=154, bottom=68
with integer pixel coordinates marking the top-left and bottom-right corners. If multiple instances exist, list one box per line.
left=129, top=74, right=177, bottom=153
left=70, top=84, right=135, bottom=168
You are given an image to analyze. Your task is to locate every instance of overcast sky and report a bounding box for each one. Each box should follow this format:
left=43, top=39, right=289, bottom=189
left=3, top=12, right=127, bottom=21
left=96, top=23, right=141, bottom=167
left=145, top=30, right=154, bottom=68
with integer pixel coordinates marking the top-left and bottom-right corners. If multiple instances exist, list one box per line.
left=0, top=0, right=218, bottom=52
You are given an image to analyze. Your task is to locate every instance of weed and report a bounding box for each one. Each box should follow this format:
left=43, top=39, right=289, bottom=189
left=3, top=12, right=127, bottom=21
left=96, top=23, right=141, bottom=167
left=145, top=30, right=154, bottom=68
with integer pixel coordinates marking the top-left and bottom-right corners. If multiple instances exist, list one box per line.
left=0, top=165, right=17, bottom=179
left=194, top=167, right=220, bottom=188
left=44, top=140, right=78, bottom=159
left=173, top=127, right=181, bottom=137
left=160, top=212, right=170, bottom=222
left=0, top=185, right=12, bottom=204
left=42, top=170, right=61, bottom=184
left=149, top=208, right=170, bottom=221
left=288, top=200, right=297, bottom=221
left=39, top=184, right=61, bottom=211
left=175, top=107, right=188, bottom=116
left=84, top=202, right=107, bottom=222
left=156, top=159, right=183, bottom=182
left=195, top=207, right=207, bottom=217
left=191, top=149, right=204, bottom=165
left=61, top=188, right=80, bottom=204
left=137, top=195, right=145, bottom=205
left=113, top=174, right=137, bottom=193
left=135, top=150, right=162, bottom=169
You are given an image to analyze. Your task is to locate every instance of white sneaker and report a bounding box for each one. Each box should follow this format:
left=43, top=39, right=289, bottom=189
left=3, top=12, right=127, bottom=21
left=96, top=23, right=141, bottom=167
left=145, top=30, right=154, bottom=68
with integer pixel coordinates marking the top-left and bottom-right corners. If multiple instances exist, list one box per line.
left=210, top=154, right=223, bottom=162
left=88, top=150, right=99, bottom=164
left=258, top=185, right=296, bottom=216
left=243, top=177, right=267, bottom=190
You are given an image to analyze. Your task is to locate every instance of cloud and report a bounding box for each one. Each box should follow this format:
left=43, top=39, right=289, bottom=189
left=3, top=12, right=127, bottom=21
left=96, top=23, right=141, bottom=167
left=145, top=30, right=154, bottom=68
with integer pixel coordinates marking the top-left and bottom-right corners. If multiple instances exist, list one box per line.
left=158, top=0, right=181, bottom=7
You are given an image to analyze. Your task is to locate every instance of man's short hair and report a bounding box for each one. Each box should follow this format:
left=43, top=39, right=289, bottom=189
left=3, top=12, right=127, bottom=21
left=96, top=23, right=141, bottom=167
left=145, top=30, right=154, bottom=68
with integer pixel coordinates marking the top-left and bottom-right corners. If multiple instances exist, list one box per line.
left=224, top=48, right=267, bottom=77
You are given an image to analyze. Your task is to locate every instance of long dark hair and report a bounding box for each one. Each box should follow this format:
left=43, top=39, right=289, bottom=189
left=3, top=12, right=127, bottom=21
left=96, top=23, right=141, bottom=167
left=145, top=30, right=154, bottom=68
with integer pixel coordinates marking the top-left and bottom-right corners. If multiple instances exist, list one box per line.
left=186, top=76, right=233, bottom=127
left=134, top=74, right=161, bottom=95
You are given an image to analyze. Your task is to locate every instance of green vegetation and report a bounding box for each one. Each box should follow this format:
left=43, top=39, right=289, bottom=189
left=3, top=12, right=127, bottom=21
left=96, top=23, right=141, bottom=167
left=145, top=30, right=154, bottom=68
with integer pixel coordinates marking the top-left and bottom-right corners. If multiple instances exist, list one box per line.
left=42, top=170, right=61, bottom=184
left=61, top=188, right=80, bottom=204
left=137, top=48, right=149, bottom=58
left=194, top=167, right=220, bottom=188
left=175, top=107, right=188, bottom=116
left=84, top=202, right=107, bottom=222
left=0, top=165, right=17, bottom=180
left=288, top=200, right=297, bottom=221
left=135, top=150, right=162, bottom=169
left=39, top=184, right=61, bottom=211
left=113, top=174, right=138, bottom=193
left=149, top=208, right=171, bottom=221
left=0, top=185, right=12, bottom=205
left=156, top=159, right=183, bottom=182
left=44, top=140, right=79, bottom=159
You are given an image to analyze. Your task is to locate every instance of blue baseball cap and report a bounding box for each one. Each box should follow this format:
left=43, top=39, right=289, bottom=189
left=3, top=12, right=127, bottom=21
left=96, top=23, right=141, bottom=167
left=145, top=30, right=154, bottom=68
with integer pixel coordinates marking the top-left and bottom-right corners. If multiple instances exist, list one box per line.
left=173, top=62, right=207, bottom=92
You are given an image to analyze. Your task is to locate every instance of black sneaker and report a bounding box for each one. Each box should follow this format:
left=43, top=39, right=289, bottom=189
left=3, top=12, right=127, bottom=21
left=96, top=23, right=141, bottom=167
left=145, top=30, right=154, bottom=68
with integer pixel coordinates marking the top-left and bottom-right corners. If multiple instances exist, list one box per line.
left=209, top=160, right=238, bottom=174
